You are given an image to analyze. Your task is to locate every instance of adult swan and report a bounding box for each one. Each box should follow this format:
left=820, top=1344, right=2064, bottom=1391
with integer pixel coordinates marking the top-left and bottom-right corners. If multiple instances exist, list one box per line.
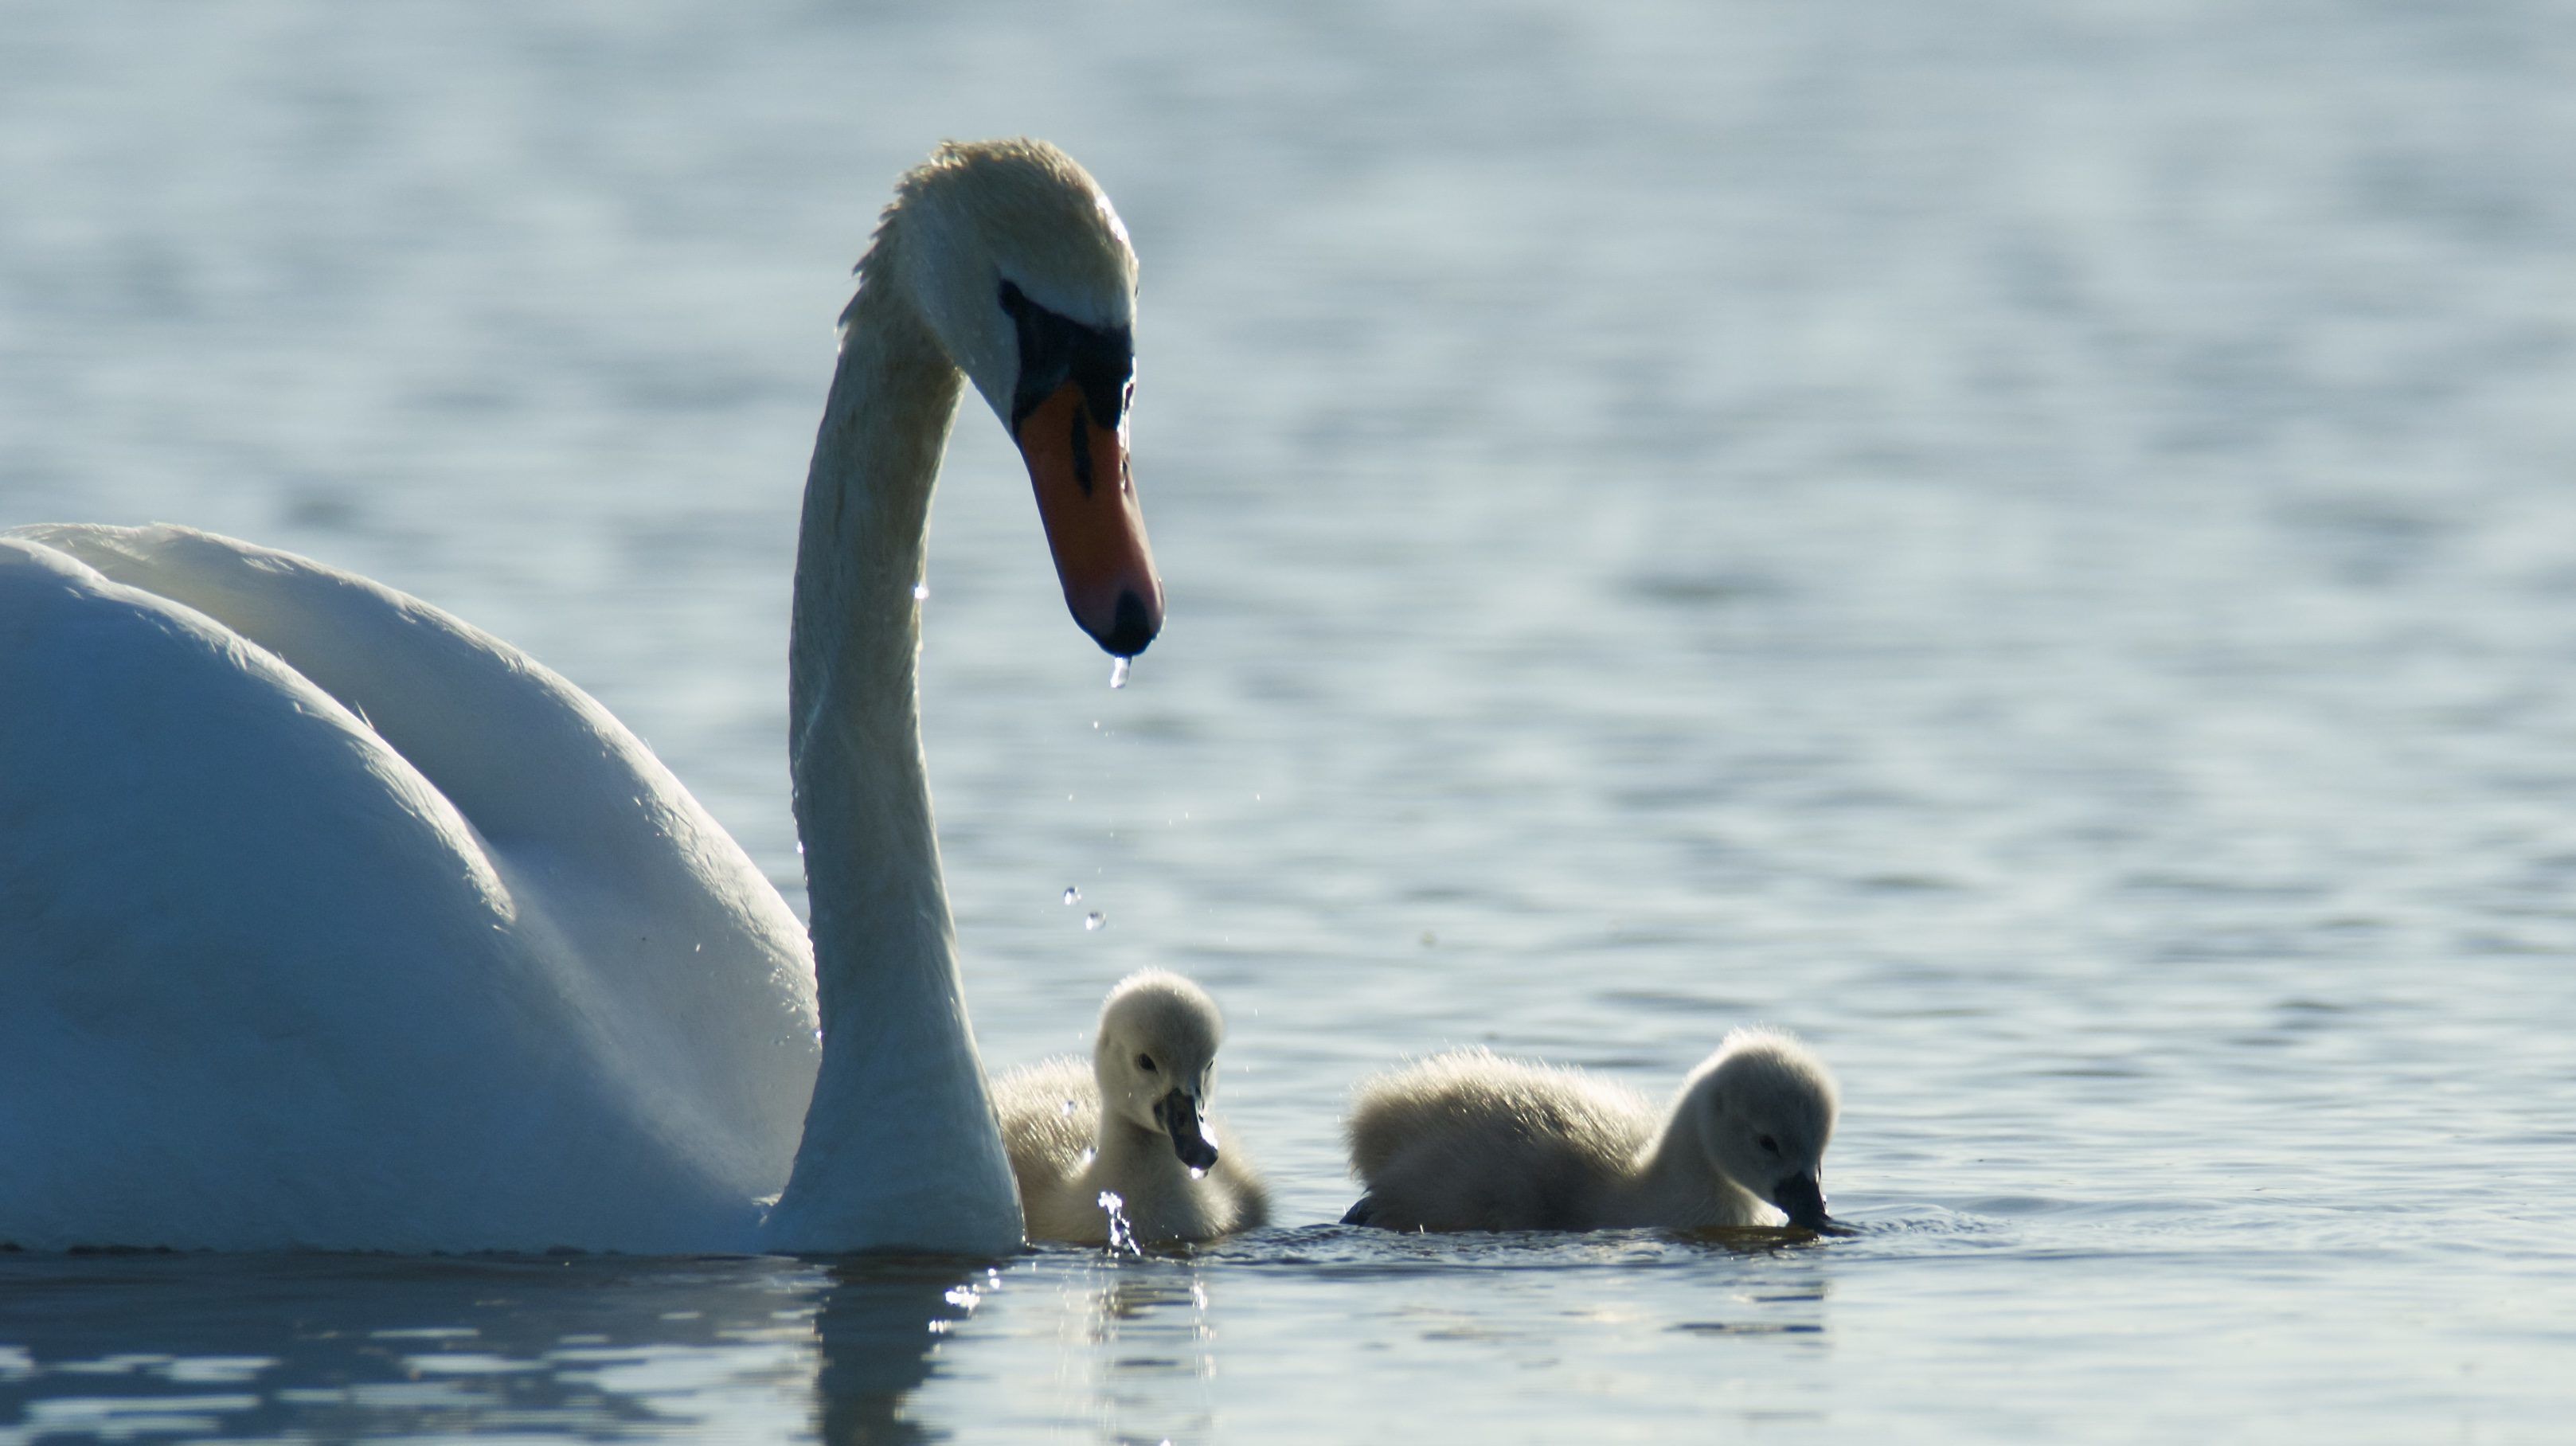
left=0, top=139, right=1159, bottom=1255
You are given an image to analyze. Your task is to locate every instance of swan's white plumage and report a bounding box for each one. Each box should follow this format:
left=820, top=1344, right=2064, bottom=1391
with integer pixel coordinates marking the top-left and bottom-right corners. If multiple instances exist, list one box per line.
left=993, top=972, right=1268, bottom=1245
left=0, top=135, right=1150, bottom=1256
left=0, top=527, right=818, bottom=1253
left=1343, top=1030, right=1840, bottom=1233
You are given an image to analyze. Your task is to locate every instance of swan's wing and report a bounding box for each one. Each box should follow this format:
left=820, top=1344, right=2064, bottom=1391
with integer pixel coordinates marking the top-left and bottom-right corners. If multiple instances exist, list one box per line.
left=0, top=531, right=815, bottom=1251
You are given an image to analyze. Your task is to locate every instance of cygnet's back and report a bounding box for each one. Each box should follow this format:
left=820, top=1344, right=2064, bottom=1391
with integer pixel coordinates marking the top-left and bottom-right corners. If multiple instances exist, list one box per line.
left=996, top=1058, right=1100, bottom=1192
left=994, top=971, right=1268, bottom=1245
left=1343, top=1050, right=1658, bottom=1232
left=1343, top=1031, right=1839, bottom=1233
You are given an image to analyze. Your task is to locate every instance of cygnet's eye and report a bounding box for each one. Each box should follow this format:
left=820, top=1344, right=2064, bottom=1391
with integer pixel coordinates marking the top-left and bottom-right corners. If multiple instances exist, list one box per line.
left=1757, top=1134, right=1781, bottom=1155
left=1136, top=1053, right=1157, bottom=1073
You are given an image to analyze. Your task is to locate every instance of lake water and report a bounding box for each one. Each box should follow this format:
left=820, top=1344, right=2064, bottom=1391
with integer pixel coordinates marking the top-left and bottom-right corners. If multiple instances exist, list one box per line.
left=5, top=0, right=2574, bottom=1439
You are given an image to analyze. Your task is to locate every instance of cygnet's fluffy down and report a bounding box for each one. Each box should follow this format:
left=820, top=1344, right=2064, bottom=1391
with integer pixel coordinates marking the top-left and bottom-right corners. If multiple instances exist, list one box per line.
left=994, top=971, right=1269, bottom=1245
left=1340, top=1030, right=1839, bottom=1233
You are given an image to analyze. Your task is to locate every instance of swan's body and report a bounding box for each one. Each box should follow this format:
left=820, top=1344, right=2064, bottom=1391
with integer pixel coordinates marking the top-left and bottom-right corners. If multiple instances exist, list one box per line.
left=993, top=972, right=1268, bottom=1245
left=1341, top=1031, right=1839, bottom=1233
left=0, top=138, right=1161, bottom=1255
left=0, top=526, right=816, bottom=1252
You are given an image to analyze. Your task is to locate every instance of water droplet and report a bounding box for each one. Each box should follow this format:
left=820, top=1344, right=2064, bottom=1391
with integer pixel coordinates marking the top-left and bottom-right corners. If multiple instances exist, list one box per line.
left=1085, top=912, right=1106, bottom=931
left=1062, top=887, right=1081, bottom=905
left=1097, top=1190, right=1139, bottom=1256
left=912, top=581, right=929, bottom=600
left=1108, top=656, right=1131, bottom=690
left=1060, top=1099, right=1078, bottom=1116
left=1187, top=1167, right=1207, bottom=1182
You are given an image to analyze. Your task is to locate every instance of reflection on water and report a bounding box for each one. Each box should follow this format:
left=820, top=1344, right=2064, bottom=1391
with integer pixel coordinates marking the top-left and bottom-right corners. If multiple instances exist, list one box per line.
left=0, top=1255, right=996, bottom=1445
left=0, top=1238, right=1866, bottom=1443
left=810, top=1258, right=990, bottom=1446
left=1057, top=1260, right=1217, bottom=1446
left=6, top=0, right=2576, bottom=1436
left=0, top=1255, right=817, bottom=1440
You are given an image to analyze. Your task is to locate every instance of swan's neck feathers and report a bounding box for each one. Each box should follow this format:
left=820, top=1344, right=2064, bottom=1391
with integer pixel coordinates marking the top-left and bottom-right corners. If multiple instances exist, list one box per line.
left=1620, top=1116, right=1773, bottom=1229
left=1090, top=1115, right=1177, bottom=1178
left=1084, top=1116, right=1217, bottom=1237
left=763, top=235, right=1024, bottom=1254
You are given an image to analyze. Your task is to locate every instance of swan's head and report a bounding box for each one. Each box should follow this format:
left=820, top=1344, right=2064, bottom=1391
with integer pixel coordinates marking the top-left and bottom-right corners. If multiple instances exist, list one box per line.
left=1683, top=1029, right=1840, bottom=1229
left=881, top=138, right=1160, bottom=657
left=1093, top=971, right=1226, bottom=1171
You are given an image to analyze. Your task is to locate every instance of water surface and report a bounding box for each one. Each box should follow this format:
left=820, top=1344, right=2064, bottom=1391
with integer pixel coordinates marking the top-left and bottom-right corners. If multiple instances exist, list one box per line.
left=5, top=0, right=2574, bottom=1438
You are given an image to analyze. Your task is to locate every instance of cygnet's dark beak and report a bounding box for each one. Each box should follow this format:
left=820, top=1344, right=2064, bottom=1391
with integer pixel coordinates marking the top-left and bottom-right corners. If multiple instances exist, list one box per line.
left=1773, top=1172, right=1831, bottom=1230
left=1155, top=1088, right=1219, bottom=1171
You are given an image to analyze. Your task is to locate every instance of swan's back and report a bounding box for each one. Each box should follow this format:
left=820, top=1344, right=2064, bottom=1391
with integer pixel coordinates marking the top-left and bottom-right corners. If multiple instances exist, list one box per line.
left=1345, top=1050, right=1657, bottom=1232
left=0, top=528, right=819, bottom=1252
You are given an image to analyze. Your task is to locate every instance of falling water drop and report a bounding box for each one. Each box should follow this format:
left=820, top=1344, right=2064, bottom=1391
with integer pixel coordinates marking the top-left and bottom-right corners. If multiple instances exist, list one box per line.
left=1098, top=1190, right=1139, bottom=1256
left=1188, top=1166, right=1208, bottom=1182
left=1085, top=912, right=1106, bottom=932
left=1062, top=886, right=1081, bottom=905
left=1108, top=656, right=1131, bottom=690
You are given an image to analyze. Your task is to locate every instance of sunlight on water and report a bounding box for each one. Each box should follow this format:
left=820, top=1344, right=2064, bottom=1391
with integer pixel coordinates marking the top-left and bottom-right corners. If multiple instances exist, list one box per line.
left=4, top=0, right=2574, bottom=1439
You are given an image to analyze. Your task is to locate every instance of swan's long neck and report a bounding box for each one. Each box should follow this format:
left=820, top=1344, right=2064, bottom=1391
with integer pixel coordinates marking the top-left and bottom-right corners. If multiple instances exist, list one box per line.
left=1622, top=1108, right=1766, bottom=1229
left=760, top=233, right=1026, bottom=1253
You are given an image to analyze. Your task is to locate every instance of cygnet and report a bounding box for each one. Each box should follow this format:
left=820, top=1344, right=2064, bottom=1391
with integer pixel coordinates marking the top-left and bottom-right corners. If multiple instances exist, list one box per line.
left=1340, top=1029, right=1838, bottom=1233
left=995, top=971, right=1269, bottom=1245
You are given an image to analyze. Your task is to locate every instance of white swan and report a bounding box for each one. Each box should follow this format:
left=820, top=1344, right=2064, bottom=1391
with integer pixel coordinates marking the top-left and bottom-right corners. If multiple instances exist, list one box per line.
left=0, top=138, right=1160, bottom=1256
left=1339, top=1030, right=1839, bottom=1233
left=992, top=971, right=1268, bottom=1245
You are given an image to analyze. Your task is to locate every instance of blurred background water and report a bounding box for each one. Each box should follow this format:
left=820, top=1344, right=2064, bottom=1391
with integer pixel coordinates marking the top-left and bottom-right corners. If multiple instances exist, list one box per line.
left=6, top=0, right=2576, bottom=1439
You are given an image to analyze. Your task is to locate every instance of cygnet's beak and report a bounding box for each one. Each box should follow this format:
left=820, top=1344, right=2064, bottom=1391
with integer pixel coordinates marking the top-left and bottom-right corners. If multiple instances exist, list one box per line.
left=1154, top=1088, right=1219, bottom=1171
left=1773, top=1172, right=1831, bottom=1230
left=1014, top=381, right=1163, bottom=658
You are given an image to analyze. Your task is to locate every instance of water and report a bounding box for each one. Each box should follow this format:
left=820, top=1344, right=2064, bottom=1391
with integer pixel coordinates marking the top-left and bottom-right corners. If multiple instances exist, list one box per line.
left=4, top=0, right=2574, bottom=1439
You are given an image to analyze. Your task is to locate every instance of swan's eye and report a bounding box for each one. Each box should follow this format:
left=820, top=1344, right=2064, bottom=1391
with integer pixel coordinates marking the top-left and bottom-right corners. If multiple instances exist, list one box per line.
left=1757, top=1135, right=1781, bottom=1155
left=1137, top=1053, right=1157, bottom=1073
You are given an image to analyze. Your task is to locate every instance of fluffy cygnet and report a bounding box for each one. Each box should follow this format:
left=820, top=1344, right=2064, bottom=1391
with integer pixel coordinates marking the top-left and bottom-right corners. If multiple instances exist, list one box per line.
left=1340, top=1029, right=1839, bottom=1233
left=994, top=971, right=1269, bottom=1245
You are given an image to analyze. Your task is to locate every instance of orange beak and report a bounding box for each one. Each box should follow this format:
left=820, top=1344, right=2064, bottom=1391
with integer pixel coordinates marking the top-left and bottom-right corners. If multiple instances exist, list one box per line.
left=1014, top=381, right=1163, bottom=656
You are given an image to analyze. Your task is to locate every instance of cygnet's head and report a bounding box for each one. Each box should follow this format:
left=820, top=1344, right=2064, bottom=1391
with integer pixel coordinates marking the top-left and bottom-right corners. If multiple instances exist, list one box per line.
left=876, top=138, right=1158, bottom=657
left=1683, top=1029, right=1840, bottom=1229
left=1093, top=971, right=1226, bottom=1171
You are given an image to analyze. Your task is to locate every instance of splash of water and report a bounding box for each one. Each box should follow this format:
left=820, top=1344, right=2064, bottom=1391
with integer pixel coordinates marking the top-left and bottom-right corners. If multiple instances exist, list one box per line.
left=1098, top=1190, right=1140, bottom=1256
